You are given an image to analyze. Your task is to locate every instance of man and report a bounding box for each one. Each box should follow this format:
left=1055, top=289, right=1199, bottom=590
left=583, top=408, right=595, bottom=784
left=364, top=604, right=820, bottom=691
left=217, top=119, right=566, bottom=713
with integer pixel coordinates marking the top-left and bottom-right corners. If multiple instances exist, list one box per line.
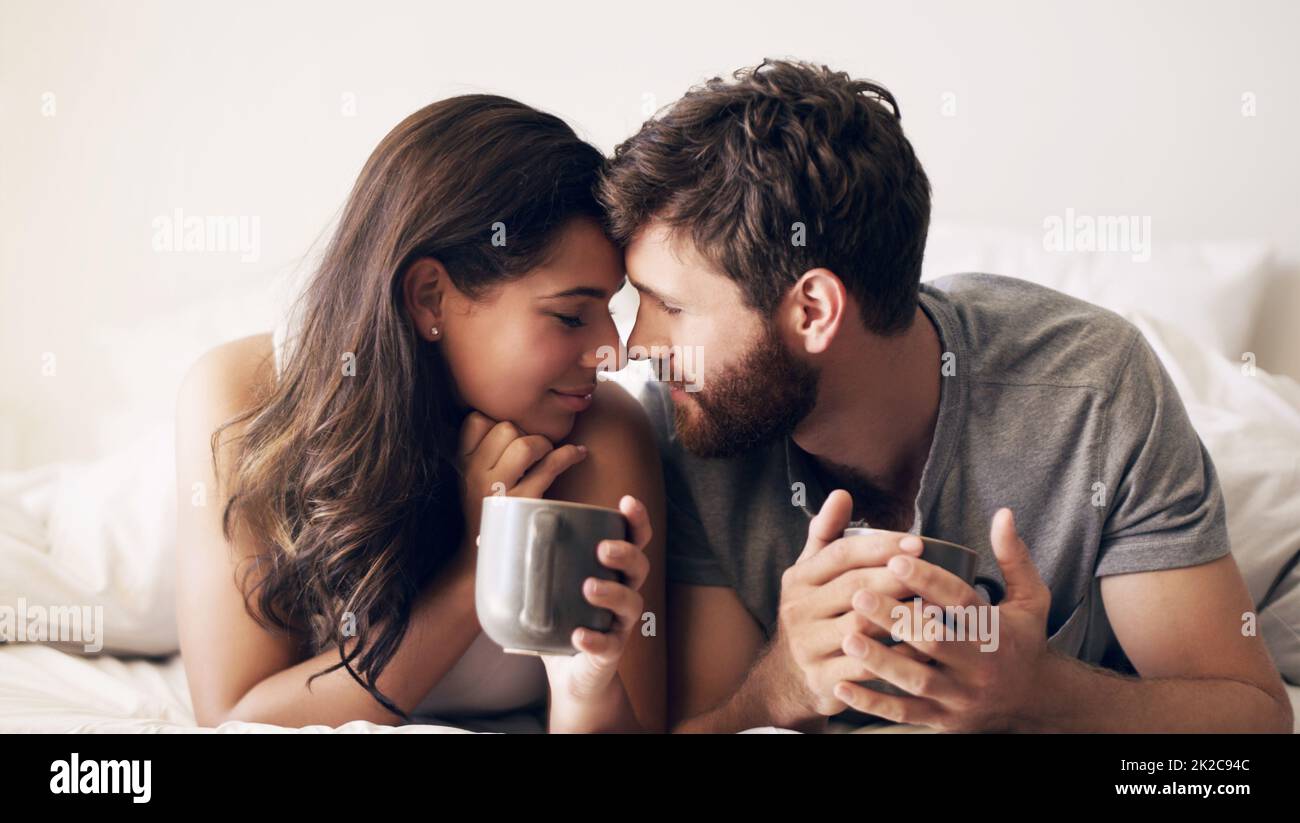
left=597, top=58, right=1292, bottom=733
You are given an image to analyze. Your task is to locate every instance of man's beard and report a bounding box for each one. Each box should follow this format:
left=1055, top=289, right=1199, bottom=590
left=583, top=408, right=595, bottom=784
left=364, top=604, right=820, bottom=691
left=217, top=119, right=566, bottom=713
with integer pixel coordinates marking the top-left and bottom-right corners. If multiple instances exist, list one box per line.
left=669, top=324, right=820, bottom=458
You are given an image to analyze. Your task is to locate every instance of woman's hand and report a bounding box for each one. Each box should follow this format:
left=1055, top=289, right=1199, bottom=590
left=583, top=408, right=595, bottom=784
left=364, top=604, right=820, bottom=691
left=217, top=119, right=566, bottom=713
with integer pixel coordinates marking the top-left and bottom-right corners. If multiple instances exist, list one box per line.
left=541, top=494, right=653, bottom=732
left=455, top=411, right=589, bottom=564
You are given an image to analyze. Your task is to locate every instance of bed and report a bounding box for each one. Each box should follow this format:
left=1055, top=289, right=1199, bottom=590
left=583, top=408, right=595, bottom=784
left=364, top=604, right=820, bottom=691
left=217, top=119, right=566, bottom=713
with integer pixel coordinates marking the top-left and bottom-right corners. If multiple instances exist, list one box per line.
left=3, top=223, right=1299, bottom=733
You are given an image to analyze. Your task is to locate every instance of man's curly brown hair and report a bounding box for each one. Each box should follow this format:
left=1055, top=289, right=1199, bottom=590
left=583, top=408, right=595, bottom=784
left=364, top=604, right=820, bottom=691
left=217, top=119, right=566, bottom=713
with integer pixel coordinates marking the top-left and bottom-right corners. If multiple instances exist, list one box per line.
left=599, top=57, right=931, bottom=336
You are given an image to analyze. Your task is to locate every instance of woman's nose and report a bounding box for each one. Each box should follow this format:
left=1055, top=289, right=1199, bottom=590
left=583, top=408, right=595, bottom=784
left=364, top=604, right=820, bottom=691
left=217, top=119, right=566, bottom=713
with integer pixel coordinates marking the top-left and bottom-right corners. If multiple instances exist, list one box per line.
left=580, top=311, right=622, bottom=371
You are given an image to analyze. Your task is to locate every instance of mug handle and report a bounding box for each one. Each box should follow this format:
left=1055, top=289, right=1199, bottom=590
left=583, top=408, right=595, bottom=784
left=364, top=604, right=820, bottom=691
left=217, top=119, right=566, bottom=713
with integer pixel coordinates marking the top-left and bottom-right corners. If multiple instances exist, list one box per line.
left=972, top=575, right=1004, bottom=606
left=519, top=509, right=559, bottom=633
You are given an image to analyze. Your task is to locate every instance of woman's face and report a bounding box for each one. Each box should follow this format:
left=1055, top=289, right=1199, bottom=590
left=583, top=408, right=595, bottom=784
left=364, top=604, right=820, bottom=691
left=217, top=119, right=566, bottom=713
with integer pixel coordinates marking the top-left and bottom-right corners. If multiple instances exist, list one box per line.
left=432, top=218, right=625, bottom=444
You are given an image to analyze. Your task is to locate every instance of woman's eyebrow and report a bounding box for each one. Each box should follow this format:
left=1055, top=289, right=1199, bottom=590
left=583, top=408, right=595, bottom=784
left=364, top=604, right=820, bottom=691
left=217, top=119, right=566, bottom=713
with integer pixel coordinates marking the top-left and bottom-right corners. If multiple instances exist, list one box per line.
left=539, top=286, right=610, bottom=300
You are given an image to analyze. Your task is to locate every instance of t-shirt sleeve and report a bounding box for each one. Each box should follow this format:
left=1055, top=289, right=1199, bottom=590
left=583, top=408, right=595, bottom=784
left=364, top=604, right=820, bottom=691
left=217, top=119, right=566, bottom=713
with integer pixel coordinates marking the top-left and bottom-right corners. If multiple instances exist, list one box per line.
left=634, top=379, right=732, bottom=587
left=1095, top=328, right=1232, bottom=576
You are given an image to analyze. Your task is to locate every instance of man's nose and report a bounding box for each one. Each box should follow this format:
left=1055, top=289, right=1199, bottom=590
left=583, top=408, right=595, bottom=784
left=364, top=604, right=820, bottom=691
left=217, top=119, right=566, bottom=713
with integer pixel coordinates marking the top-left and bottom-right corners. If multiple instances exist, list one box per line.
left=625, top=300, right=663, bottom=358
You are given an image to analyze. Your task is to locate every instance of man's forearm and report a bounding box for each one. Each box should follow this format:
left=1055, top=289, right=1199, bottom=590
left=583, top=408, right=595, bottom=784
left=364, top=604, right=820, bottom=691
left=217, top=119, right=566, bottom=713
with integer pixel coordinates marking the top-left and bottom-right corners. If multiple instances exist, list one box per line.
left=1022, top=651, right=1294, bottom=733
left=674, top=641, right=826, bottom=734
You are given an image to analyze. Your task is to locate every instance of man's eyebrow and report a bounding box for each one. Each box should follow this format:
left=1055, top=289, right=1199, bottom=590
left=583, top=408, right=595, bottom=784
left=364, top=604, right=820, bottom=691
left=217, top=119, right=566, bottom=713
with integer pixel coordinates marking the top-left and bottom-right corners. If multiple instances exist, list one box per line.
left=539, top=286, right=611, bottom=300
left=626, top=277, right=678, bottom=305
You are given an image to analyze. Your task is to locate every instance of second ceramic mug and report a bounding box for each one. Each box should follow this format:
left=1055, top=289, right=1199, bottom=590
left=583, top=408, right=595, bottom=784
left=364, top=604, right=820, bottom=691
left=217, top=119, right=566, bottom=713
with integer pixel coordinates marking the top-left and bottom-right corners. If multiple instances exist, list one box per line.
left=843, top=527, right=1005, bottom=618
left=842, top=527, right=1004, bottom=697
left=475, top=495, right=627, bottom=656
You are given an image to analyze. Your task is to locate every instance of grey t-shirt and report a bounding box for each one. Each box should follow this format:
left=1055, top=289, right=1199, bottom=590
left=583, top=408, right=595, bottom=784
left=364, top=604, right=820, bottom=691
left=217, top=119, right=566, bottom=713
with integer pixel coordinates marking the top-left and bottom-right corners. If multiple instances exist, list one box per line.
left=638, top=272, right=1232, bottom=670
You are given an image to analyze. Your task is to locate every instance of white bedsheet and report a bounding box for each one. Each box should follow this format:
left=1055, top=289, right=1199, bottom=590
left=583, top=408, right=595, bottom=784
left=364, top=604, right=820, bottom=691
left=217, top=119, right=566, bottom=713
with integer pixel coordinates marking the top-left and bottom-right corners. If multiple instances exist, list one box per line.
left=1, top=642, right=1296, bottom=733
left=0, top=643, right=511, bottom=734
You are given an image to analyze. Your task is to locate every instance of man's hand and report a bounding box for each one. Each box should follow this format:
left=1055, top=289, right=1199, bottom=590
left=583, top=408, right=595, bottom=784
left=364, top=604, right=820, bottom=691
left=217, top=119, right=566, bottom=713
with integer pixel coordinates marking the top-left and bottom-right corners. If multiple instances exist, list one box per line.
left=833, top=507, right=1055, bottom=732
left=770, top=489, right=931, bottom=721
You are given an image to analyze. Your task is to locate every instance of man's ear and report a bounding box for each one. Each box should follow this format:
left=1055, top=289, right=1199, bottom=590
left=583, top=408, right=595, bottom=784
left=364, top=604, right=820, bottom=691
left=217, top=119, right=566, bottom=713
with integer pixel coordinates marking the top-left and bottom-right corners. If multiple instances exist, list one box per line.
left=787, top=267, right=848, bottom=355
left=402, top=257, right=449, bottom=342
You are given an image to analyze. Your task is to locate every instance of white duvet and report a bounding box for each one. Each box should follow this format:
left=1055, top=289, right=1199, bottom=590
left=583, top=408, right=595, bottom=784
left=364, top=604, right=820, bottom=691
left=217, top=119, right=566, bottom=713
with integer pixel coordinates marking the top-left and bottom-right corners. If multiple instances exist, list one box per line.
left=2, top=309, right=1298, bottom=734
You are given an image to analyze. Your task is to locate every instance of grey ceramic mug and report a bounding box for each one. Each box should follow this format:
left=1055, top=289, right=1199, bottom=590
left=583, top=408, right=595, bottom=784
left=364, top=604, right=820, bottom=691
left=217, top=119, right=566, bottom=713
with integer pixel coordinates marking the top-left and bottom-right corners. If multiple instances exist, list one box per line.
left=475, top=496, right=626, bottom=656
left=842, top=527, right=1003, bottom=697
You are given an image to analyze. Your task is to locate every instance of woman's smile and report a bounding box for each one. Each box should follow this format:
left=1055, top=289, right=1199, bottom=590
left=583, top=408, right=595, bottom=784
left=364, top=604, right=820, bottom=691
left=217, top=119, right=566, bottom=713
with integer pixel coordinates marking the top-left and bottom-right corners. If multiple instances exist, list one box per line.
left=550, top=384, right=596, bottom=412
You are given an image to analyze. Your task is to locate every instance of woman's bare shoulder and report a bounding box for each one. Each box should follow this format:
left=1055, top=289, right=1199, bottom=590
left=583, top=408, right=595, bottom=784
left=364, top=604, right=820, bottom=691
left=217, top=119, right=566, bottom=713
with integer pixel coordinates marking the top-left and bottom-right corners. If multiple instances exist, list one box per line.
left=178, top=332, right=277, bottom=405
left=175, top=333, right=279, bottom=478
left=566, top=379, right=654, bottom=447
left=547, top=379, right=662, bottom=508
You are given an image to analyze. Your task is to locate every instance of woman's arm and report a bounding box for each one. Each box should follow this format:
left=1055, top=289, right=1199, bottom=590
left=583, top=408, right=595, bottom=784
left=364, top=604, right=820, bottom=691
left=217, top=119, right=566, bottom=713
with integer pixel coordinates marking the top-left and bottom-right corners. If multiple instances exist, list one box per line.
left=217, top=558, right=482, bottom=728
left=174, top=335, right=484, bottom=728
left=545, top=379, right=669, bottom=732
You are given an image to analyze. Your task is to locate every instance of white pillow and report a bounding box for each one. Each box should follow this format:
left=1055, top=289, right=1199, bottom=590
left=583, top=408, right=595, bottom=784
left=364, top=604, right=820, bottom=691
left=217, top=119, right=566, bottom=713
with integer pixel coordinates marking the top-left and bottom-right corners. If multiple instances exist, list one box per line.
left=923, top=221, right=1270, bottom=360
left=0, top=424, right=178, bottom=657
left=1122, top=310, right=1300, bottom=684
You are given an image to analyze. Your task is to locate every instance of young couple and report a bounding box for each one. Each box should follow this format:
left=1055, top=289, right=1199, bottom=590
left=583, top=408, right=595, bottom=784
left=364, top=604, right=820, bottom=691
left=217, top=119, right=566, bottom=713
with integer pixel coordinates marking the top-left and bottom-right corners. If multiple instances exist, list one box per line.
left=175, top=59, right=1292, bottom=734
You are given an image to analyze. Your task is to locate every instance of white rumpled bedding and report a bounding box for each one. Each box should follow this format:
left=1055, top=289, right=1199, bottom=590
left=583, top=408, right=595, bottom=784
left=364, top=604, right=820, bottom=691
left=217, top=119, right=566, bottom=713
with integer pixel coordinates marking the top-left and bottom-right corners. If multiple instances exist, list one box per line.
left=2, top=309, right=1298, bottom=733
left=0, top=643, right=512, bottom=733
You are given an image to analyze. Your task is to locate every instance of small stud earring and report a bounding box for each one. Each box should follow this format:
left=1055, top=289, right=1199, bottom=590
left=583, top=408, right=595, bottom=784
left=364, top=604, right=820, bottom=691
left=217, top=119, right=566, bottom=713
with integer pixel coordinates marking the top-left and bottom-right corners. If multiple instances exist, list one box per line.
left=430, top=326, right=439, bottom=337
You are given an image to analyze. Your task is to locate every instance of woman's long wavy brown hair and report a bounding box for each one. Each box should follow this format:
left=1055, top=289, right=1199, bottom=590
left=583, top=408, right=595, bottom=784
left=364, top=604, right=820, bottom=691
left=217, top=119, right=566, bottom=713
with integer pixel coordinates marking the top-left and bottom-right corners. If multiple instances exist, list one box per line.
left=210, top=95, right=606, bottom=721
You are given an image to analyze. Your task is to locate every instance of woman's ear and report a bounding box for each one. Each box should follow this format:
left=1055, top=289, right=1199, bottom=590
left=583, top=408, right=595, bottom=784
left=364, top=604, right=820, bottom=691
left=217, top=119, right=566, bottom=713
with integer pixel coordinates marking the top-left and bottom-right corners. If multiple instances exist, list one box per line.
left=402, top=257, right=449, bottom=342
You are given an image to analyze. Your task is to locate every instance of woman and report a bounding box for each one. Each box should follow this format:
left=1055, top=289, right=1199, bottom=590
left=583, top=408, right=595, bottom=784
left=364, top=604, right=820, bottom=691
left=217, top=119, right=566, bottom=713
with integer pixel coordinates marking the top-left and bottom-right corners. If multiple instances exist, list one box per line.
left=174, top=95, right=666, bottom=732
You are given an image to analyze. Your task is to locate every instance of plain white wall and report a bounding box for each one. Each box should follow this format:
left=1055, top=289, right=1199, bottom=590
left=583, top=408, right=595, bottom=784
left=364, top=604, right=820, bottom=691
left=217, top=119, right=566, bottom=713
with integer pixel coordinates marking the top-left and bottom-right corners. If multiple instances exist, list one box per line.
left=2, top=0, right=1298, bottom=469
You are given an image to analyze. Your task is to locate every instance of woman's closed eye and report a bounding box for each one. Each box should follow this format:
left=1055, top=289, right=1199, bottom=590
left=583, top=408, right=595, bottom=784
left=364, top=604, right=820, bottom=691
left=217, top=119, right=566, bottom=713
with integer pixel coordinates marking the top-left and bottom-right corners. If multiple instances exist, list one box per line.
left=551, top=307, right=616, bottom=329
